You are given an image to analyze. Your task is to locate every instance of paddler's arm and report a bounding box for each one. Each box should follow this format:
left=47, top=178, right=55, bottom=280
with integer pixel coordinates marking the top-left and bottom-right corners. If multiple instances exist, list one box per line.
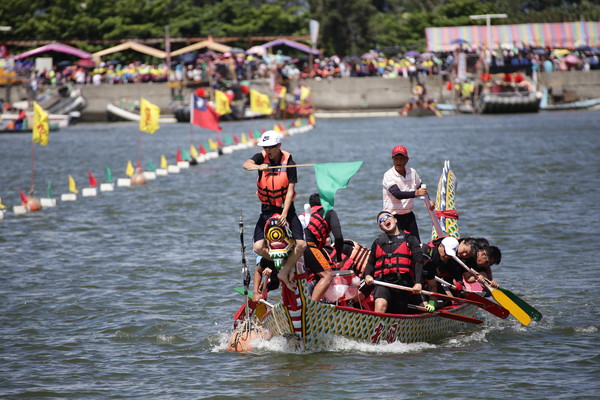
left=327, top=210, right=344, bottom=262
left=389, top=183, right=427, bottom=199
left=278, top=182, right=295, bottom=225
left=363, top=241, right=378, bottom=285
left=243, top=153, right=267, bottom=171
left=407, top=234, right=424, bottom=294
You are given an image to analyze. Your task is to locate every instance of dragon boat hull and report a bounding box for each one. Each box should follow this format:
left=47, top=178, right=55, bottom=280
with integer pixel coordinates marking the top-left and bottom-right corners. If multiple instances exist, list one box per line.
left=257, top=269, right=480, bottom=347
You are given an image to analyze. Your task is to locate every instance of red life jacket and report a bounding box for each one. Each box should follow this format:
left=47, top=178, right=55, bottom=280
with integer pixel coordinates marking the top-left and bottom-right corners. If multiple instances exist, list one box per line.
left=256, top=150, right=295, bottom=207
left=306, top=206, right=330, bottom=248
left=373, top=234, right=414, bottom=278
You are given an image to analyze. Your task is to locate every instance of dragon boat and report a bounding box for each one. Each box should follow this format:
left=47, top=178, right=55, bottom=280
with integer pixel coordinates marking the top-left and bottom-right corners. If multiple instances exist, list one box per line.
left=227, top=161, right=496, bottom=351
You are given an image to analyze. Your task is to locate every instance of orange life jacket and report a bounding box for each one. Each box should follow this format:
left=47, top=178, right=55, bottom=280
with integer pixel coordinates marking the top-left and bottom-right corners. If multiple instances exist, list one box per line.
left=256, top=150, right=295, bottom=207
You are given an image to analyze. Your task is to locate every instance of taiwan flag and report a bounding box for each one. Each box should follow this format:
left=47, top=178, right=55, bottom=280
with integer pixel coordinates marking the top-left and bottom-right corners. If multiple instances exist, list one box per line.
left=190, top=94, right=222, bottom=132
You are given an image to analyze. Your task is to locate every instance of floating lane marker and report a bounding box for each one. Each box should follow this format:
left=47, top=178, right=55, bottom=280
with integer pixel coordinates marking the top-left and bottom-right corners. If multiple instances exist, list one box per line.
left=13, top=205, right=28, bottom=215
left=61, top=193, right=77, bottom=202
left=156, top=169, right=168, bottom=176
left=143, top=171, right=157, bottom=180
left=40, top=198, right=57, bottom=207
left=100, top=183, right=114, bottom=192
left=0, top=209, right=5, bottom=220
left=82, top=187, right=97, bottom=197
left=117, top=178, right=131, bottom=187
left=167, top=165, right=180, bottom=174
left=177, top=161, right=190, bottom=169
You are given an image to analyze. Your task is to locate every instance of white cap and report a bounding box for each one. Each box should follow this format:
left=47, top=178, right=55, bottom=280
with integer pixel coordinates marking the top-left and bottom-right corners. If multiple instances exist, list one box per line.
left=441, top=237, right=459, bottom=257
left=259, top=130, right=281, bottom=147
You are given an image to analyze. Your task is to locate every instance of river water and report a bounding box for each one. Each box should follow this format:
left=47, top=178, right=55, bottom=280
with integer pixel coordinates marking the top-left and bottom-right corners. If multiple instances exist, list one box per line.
left=1, top=111, right=598, bottom=399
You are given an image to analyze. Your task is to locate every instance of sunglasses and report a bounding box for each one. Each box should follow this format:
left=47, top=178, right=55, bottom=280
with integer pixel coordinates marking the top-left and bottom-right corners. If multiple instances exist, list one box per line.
left=378, top=214, right=393, bottom=223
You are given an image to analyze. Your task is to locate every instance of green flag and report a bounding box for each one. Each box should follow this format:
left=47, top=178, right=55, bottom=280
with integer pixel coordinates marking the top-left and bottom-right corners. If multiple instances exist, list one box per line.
left=182, top=148, right=191, bottom=161
left=314, top=161, right=363, bottom=214
left=47, top=179, right=53, bottom=198
left=147, top=160, right=156, bottom=172
left=105, top=167, right=113, bottom=183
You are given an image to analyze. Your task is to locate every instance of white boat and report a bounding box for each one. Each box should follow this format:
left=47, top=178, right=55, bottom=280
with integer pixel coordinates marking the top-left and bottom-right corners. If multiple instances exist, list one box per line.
left=106, top=100, right=177, bottom=123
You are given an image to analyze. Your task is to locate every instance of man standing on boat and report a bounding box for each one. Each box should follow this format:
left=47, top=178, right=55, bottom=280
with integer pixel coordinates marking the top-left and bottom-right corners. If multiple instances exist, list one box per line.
left=243, top=130, right=306, bottom=291
left=382, top=145, right=428, bottom=242
left=364, top=211, right=426, bottom=314
left=303, top=193, right=344, bottom=301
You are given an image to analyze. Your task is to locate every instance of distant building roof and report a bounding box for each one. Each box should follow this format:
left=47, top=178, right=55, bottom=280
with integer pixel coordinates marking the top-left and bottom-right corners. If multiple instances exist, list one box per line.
left=13, top=42, right=92, bottom=60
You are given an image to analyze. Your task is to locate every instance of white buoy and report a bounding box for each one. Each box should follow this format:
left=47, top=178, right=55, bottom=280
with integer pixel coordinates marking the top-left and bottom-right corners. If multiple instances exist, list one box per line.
left=222, top=146, right=234, bottom=154
left=82, top=187, right=97, bottom=197
left=61, top=193, right=77, bottom=201
left=117, top=178, right=131, bottom=187
left=167, top=165, right=180, bottom=173
left=0, top=210, right=5, bottom=220
left=40, top=198, right=57, bottom=207
left=13, top=205, right=27, bottom=215
left=177, top=161, right=190, bottom=169
left=143, top=171, right=157, bottom=180
left=156, top=169, right=168, bottom=176
left=100, top=183, right=114, bottom=192
left=195, top=155, right=206, bottom=164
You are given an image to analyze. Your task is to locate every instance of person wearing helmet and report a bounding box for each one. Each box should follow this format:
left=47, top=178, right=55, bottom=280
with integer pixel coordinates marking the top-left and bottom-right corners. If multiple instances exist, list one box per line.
left=242, top=130, right=306, bottom=291
left=382, top=145, right=428, bottom=242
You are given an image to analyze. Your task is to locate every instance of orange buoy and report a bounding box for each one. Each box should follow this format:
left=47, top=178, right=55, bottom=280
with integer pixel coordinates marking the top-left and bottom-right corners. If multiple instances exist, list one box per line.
left=25, top=196, right=42, bottom=212
left=131, top=168, right=147, bottom=185
left=227, top=326, right=272, bottom=352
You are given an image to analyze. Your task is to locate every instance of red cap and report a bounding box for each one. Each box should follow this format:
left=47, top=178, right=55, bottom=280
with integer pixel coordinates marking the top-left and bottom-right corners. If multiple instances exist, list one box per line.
left=392, top=145, right=408, bottom=157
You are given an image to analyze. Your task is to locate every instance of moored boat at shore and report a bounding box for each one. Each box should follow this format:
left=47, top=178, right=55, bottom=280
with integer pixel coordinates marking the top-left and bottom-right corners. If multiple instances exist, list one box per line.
left=106, top=98, right=177, bottom=123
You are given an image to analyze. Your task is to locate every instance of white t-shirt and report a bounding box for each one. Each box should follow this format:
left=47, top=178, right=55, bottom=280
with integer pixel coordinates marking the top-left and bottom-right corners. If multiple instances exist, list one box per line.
left=382, top=166, right=421, bottom=214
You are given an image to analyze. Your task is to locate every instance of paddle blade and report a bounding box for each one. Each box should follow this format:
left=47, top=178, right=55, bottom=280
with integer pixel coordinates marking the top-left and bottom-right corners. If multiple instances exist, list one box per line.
left=464, top=292, right=509, bottom=319
left=234, top=286, right=252, bottom=299
left=498, top=286, right=543, bottom=321
left=491, top=288, right=532, bottom=326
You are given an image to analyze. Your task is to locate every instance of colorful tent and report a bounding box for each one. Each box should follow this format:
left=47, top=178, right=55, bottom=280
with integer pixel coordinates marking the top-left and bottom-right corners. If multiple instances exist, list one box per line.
left=170, top=38, right=232, bottom=56
left=258, top=39, right=321, bottom=56
left=92, top=41, right=166, bottom=60
left=426, top=21, right=600, bottom=51
left=13, top=42, right=92, bottom=60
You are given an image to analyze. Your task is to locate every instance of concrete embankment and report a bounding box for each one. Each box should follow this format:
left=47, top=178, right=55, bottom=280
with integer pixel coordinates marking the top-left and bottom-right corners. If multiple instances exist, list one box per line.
left=6, top=71, right=600, bottom=122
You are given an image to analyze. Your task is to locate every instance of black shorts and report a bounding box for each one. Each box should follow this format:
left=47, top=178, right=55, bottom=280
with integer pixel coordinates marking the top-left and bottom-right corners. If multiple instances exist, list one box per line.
left=253, top=211, right=304, bottom=242
left=303, top=243, right=333, bottom=275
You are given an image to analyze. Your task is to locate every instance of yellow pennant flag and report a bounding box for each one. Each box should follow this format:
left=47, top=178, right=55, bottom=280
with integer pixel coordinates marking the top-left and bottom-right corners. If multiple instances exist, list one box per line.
left=69, top=175, right=78, bottom=194
left=309, top=115, right=316, bottom=125
left=160, top=155, right=168, bottom=169
left=32, top=101, right=50, bottom=146
left=139, top=97, right=160, bottom=134
left=241, top=133, right=248, bottom=144
left=208, top=138, right=218, bottom=151
left=0, top=197, right=6, bottom=210
left=273, top=125, right=281, bottom=133
left=295, top=117, right=303, bottom=127
left=279, top=86, right=287, bottom=110
left=300, top=86, right=311, bottom=104
left=214, top=90, right=232, bottom=116
left=126, top=161, right=134, bottom=177
left=190, top=145, right=199, bottom=159
left=250, top=89, right=273, bottom=115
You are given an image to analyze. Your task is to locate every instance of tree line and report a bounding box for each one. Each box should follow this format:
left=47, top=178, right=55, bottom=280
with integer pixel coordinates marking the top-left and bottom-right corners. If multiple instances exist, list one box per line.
left=1, top=0, right=599, bottom=60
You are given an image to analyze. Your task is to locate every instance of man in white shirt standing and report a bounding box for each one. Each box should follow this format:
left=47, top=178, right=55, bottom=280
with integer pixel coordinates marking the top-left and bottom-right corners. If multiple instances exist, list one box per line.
left=382, top=145, right=428, bottom=242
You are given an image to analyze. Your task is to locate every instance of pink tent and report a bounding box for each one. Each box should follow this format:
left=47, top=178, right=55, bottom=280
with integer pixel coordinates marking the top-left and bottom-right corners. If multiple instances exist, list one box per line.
left=14, top=42, right=92, bottom=60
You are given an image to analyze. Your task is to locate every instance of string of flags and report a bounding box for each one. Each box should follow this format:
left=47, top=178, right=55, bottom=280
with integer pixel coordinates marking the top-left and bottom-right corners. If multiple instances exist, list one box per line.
left=1, top=101, right=316, bottom=219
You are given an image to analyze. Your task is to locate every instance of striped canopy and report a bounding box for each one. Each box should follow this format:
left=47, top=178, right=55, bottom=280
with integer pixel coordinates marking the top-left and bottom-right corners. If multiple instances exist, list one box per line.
left=426, top=21, right=600, bottom=51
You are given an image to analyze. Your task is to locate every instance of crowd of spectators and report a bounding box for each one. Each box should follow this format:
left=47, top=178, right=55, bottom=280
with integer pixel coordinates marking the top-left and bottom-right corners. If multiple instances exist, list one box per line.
left=2, top=44, right=599, bottom=90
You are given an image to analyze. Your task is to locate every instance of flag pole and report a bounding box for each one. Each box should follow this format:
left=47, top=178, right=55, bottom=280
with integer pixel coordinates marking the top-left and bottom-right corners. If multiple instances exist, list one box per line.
left=266, top=163, right=315, bottom=169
